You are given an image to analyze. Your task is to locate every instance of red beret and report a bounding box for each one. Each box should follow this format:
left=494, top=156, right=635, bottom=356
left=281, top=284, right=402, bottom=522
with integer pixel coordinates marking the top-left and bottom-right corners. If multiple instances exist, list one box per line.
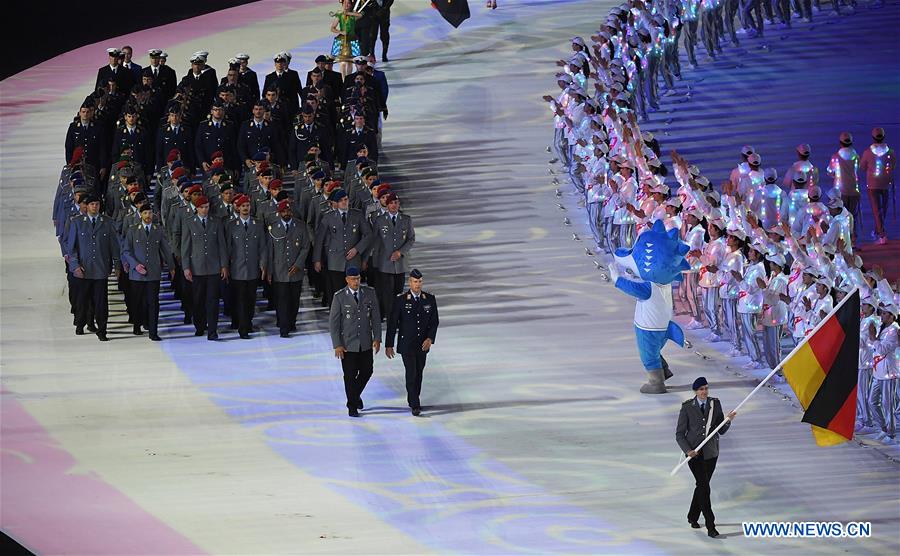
left=269, top=178, right=283, bottom=189
left=375, top=184, right=392, bottom=198
left=195, top=195, right=209, bottom=206
left=385, top=193, right=399, bottom=203
left=233, top=194, right=250, bottom=207
left=127, top=184, right=141, bottom=193
left=211, top=150, right=224, bottom=160
left=324, top=180, right=339, bottom=193
left=187, top=185, right=202, bottom=195
left=211, top=160, right=224, bottom=168
left=277, top=199, right=291, bottom=212
left=70, top=146, right=84, bottom=166
left=257, top=161, right=270, bottom=171
left=116, top=160, right=127, bottom=169
left=171, top=167, right=187, bottom=180
left=166, top=149, right=181, bottom=163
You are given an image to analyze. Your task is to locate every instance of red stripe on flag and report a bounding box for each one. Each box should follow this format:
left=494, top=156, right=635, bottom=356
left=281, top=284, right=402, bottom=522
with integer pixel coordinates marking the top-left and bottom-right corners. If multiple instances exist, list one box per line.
left=826, top=385, right=857, bottom=441
left=807, top=316, right=845, bottom=374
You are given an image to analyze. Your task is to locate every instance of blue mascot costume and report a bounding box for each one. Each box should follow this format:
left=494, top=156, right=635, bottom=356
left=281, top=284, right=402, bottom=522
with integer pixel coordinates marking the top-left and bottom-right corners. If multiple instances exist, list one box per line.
left=609, top=219, right=691, bottom=394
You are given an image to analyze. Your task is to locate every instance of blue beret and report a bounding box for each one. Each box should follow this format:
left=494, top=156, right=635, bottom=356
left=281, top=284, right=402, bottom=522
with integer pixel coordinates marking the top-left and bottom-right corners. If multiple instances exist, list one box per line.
left=170, top=160, right=184, bottom=170
left=356, top=156, right=368, bottom=164
left=312, top=170, right=326, bottom=180
left=177, top=177, right=192, bottom=190
left=345, top=266, right=360, bottom=277
left=409, top=269, right=423, bottom=279
left=329, top=189, right=347, bottom=203
left=252, top=151, right=267, bottom=162
left=72, top=176, right=85, bottom=186
left=692, top=377, right=708, bottom=390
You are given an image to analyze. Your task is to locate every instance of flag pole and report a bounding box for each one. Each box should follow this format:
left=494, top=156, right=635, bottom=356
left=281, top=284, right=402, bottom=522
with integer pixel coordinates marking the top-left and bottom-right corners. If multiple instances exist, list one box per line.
left=669, top=288, right=860, bottom=476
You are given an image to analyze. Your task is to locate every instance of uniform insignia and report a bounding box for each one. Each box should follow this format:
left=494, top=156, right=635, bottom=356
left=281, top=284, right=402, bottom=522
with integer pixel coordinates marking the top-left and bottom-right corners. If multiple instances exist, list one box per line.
left=406, top=294, right=411, bottom=300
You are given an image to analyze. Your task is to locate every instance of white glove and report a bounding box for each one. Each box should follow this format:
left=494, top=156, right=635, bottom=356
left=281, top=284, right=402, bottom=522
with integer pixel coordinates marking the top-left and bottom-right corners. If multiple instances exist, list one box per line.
left=608, top=262, right=620, bottom=282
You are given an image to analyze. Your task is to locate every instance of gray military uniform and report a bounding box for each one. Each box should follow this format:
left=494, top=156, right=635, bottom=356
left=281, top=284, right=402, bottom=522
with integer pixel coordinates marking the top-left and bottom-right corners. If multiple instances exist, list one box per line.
left=122, top=223, right=174, bottom=281
left=675, top=397, right=731, bottom=459
left=313, top=209, right=371, bottom=271
left=227, top=217, right=267, bottom=280
left=267, top=219, right=311, bottom=283
left=371, top=211, right=415, bottom=274
left=66, top=215, right=120, bottom=278
left=181, top=215, right=227, bottom=276
left=329, top=285, right=382, bottom=351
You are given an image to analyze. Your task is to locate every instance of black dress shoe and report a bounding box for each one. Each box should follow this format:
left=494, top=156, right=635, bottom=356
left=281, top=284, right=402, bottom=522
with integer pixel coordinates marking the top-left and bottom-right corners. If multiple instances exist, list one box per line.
left=87, top=324, right=98, bottom=333
left=357, top=399, right=364, bottom=410
left=75, top=327, right=85, bottom=336
left=183, top=315, right=192, bottom=324
left=707, top=527, right=720, bottom=538
left=207, top=333, right=219, bottom=341
left=239, top=333, right=251, bottom=339
left=289, top=324, right=297, bottom=332
left=133, top=325, right=143, bottom=336
left=149, top=334, right=162, bottom=341
left=348, top=408, right=360, bottom=417
left=382, top=54, right=389, bottom=62
left=689, top=521, right=701, bottom=529
left=97, top=332, right=109, bottom=342
left=411, top=408, right=421, bottom=416
left=230, top=322, right=238, bottom=330
left=194, top=330, right=205, bottom=336
left=280, top=331, right=290, bottom=338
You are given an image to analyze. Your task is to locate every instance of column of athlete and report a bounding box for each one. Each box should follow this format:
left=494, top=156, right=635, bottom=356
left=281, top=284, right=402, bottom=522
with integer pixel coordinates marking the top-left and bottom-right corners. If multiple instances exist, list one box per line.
left=54, top=46, right=426, bottom=345
left=549, top=0, right=874, bottom=126
left=544, top=12, right=899, bottom=442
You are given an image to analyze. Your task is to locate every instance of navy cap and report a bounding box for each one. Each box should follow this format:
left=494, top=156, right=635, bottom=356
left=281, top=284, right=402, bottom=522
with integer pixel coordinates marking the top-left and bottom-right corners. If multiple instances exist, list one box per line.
left=170, top=160, right=184, bottom=170
left=346, top=266, right=360, bottom=277
left=356, top=156, right=368, bottom=165
left=315, top=54, right=328, bottom=63
left=409, top=269, right=423, bottom=279
left=301, top=105, right=314, bottom=115
left=312, top=170, right=326, bottom=180
left=220, top=182, right=234, bottom=192
left=329, top=189, right=347, bottom=202
left=83, top=194, right=100, bottom=204
left=692, top=377, right=708, bottom=390
left=252, top=151, right=267, bottom=162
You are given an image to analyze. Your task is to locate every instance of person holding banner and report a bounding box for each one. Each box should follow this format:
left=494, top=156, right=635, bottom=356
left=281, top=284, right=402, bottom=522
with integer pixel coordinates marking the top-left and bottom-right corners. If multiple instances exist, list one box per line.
left=675, top=377, right=737, bottom=538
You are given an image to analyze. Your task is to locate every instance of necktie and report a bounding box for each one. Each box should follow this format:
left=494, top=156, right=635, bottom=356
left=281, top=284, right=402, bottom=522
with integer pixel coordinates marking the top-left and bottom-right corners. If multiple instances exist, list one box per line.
left=153, top=68, right=158, bottom=77
left=353, top=291, right=359, bottom=303
left=700, top=402, right=706, bottom=414
left=244, top=222, right=248, bottom=231
left=145, top=225, right=150, bottom=235
left=202, top=218, right=207, bottom=229
left=341, top=212, right=347, bottom=224
left=91, top=218, right=96, bottom=228
left=215, top=122, right=220, bottom=128
left=391, top=215, right=396, bottom=226
left=174, top=126, right=179, bottom=134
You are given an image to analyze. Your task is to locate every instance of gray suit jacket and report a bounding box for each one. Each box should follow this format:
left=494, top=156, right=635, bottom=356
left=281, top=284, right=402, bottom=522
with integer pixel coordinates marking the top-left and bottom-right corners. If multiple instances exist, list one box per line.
left=181, top=216, right=227, bottom=276
left=329, top=285, right=382, bottom=351
left=122, top=223, right=175, bottom=281
left=66, top=215, right=120, bottom=279
left=226, top=217, right=267, bottom=280
left=372, top=212, right=415, bottom=274
left=313, top=209, right=371, bottom=272
left=675, top=397, right=731, bottom=460
left=170, top=203, right=196, bottom=256
left=267, top=219, right=311, bottom=283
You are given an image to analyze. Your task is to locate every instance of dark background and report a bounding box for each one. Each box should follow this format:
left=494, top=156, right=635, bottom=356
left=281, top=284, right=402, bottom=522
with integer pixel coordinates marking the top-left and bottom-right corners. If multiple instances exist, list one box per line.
left=1, top=0, right=260, bottom=80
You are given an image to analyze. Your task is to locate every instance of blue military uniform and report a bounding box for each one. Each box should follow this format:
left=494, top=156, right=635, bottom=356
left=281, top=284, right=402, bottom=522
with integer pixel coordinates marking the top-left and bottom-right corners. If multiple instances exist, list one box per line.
left=385, top=274, right=439, bottom=412
left=156, top=122, right=194, bottom=170
left=238, top=119, right=283, bottom=167
left=194, top=115, right=236, bottom=170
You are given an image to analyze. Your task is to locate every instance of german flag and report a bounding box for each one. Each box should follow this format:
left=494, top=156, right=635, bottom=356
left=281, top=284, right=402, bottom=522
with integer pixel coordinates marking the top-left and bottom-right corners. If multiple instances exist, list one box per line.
left=781, top=289, right=860, bottom=446
left=432, top=0, right=471, bottom=28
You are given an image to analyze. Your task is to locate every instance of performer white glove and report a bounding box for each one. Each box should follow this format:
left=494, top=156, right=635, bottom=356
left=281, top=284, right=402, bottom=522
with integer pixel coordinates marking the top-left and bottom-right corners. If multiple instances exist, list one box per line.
left=608, top=262, right=620, bottom=282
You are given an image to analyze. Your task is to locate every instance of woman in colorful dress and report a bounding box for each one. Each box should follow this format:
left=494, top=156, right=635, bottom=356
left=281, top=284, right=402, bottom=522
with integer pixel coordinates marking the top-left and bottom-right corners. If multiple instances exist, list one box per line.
left=330, top=0, right=363, bottom=78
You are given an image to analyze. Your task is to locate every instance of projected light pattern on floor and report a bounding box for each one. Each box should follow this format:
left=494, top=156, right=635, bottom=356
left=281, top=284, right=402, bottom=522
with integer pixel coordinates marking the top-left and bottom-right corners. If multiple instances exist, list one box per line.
left=164, top=331, right=657, bottom=554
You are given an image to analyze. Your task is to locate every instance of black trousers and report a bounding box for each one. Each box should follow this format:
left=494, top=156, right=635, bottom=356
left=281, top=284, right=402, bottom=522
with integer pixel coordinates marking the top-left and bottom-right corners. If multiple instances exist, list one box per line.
left=75, top=277, right=108, bottom=332
left=371, top=8, right=391, bottom=58
left=131, top=280, right=161, bottom=335
left=401, top=349, right=427, bottom=409
left=231, top=278, right=258, bottom=335
left=357, top=21, right=374, bottom=57
left=174, top=261, right=192, bottom=319
left=120, top=270, right=134, bottom=322
left=326, top=270, right=346, bottom=308
left=341, top=349, right=374, bottom=409
left=192, top=274, right=221, bottom=335
left=376, top=271, right=404, bottom=321
left=274, top=280, right=302, bottom=333
left=687, top=455, right=718, bottom=527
